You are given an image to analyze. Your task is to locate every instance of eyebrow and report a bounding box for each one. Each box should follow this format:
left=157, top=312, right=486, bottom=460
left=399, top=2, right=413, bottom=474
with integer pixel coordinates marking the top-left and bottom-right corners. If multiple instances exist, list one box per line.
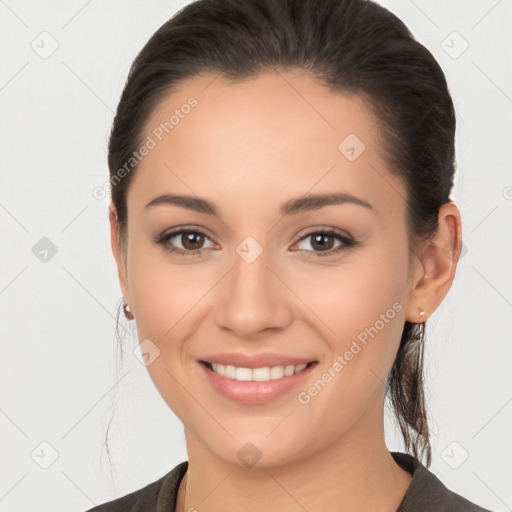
left=145, top=192, right=374, bottom=216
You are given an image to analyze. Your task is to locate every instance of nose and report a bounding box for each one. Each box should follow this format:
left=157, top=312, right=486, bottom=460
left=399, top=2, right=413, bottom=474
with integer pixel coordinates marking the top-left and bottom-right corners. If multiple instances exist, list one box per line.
left=213, top=243, right=293, bottom=339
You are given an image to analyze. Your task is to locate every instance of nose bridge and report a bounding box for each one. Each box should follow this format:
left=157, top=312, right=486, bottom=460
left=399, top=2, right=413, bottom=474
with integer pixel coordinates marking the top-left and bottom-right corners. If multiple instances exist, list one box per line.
left=214, top=234, right=292, bottom=337
left=230, top=235, right=277, bottom=310
left=233, top=236, right=271, bottom=296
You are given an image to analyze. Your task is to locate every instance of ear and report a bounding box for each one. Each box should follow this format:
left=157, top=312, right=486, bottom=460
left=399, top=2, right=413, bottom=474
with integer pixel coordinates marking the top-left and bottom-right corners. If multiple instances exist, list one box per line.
left=405, top=202, right=463, bottom=323
left=109, top=202, right=131, bottom=306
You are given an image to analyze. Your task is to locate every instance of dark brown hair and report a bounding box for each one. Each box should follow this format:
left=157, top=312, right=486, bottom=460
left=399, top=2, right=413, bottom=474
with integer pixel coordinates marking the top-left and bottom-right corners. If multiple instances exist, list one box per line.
left=107, top=0, right=457, bottom=468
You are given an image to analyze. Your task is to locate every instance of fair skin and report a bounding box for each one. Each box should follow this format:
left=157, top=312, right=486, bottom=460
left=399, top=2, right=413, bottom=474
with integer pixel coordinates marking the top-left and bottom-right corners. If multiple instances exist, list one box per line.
left=109, top=69, right=462, bottom=512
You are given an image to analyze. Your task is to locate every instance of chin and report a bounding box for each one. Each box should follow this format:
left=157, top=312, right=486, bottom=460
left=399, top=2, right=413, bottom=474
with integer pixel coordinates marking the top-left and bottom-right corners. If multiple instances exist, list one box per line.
left=204, top=431, right=313, bottom=470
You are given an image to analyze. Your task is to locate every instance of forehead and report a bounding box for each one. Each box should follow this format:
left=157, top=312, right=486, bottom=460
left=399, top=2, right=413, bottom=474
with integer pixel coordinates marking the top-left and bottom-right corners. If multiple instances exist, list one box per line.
left=128, top=70, right=405, bottom=221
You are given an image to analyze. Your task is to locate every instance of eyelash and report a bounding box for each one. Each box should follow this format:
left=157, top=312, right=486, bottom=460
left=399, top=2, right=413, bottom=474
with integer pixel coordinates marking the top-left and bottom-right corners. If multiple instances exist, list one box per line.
left=154, top=226, right=356, bottom=259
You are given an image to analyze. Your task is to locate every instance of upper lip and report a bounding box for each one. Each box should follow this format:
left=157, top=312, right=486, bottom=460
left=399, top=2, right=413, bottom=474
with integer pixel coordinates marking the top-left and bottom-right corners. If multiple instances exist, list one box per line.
left=200, top=352, right=317, bottom=369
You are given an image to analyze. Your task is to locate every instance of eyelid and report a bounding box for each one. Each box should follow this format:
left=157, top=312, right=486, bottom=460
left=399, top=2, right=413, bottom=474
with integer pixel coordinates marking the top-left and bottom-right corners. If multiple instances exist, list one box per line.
left=291, top=227, right=355, bottom=255
left=295, top=226, right=353, bottom=242
left=158, top=226, right=217, bottom=244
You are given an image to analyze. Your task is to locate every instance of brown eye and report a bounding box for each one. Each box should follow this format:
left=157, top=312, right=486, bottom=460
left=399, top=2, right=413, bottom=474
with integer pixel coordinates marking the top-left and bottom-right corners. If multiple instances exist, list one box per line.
left=180, top=231, right=206, bottom=250
left=155, top=228, right=216, bottom=257
left=293, top=230, right=355, bottom=258
left=309, top=233, right=336, bottom=251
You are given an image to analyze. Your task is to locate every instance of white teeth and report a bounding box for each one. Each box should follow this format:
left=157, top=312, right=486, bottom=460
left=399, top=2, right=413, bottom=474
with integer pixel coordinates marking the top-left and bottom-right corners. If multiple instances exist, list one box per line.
left=225, top=365, right=236, bottom=379
left=253, top=367, right=270, bottom=381
left=210, top=362, right=309, bottom=381
left=270, top=366, right=284, bottom=379
left=235, top=367, right=253, bottom=381
left=284, top=365, right=295, bottom=377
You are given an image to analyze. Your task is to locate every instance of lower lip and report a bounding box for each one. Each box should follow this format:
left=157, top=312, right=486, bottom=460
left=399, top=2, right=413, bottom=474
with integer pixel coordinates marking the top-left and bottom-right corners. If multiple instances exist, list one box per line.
left=198, top=361, right=317, bottom=405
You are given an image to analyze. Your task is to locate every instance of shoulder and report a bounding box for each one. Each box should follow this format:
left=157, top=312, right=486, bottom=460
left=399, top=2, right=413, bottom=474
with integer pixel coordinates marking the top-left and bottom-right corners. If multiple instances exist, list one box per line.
left=83, top=461, right=188, bottom=512
left=392, top=452, right=494, bottom=512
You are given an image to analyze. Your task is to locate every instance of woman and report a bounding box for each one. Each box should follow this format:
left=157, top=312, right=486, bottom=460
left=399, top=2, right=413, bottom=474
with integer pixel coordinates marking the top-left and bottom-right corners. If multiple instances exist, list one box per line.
left=87, top=0, right=492, bottom=510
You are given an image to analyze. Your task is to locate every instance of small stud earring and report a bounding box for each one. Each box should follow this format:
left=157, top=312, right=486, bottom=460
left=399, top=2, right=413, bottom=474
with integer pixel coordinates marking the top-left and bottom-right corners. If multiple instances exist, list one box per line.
left=419, top=308, right=425, bottom=318
left=123, top=302, right=134, bottom=320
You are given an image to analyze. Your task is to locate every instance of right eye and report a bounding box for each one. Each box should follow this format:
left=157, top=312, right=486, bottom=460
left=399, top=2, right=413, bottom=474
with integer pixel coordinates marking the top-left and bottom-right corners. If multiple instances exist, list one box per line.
left=154, top=227, right=217, bottom=257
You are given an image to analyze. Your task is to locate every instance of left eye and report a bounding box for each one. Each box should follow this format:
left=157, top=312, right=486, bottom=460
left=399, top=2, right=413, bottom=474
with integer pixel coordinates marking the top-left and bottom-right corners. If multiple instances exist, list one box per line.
left=293, top=230, right=354, bottom=257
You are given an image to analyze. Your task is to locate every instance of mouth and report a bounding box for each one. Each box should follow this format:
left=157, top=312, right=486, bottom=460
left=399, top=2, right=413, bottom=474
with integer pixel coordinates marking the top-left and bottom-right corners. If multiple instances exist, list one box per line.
left=200, top=360, right=317, bottom=382
left=198, top=359, right=318, bottom=405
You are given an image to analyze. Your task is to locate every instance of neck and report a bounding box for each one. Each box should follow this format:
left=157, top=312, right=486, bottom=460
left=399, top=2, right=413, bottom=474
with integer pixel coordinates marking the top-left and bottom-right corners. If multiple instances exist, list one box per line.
left=177, top=408, right=412, bottom=512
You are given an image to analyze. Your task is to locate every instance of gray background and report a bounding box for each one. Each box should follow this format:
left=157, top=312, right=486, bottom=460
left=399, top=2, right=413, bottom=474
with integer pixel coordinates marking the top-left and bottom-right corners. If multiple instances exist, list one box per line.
left=0, top=1, right=511, bottom=511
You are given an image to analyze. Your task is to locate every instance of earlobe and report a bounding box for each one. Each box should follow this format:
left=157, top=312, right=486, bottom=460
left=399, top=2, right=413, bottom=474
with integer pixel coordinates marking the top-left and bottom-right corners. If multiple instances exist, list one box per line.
left=405, top=202, right=462, bottom=324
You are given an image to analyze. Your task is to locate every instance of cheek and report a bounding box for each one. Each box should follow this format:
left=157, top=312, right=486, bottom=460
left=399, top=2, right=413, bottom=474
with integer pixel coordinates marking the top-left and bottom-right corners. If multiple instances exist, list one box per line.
left=124, top=244, right=212, bottom=420
left=297, top=241, right=409, bottom=396
left=126, top=238, right=211, bottom=339
left=300, top=248, right=406, bottom=339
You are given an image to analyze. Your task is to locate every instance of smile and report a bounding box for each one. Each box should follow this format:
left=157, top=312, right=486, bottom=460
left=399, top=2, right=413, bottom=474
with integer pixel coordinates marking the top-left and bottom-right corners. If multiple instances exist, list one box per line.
left=199, top=360, right=318, bottom=405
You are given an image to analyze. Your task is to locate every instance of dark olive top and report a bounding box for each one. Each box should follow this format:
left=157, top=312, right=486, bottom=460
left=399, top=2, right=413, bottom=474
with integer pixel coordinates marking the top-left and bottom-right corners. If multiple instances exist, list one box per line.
left=85, top=452, right=493, bottom=511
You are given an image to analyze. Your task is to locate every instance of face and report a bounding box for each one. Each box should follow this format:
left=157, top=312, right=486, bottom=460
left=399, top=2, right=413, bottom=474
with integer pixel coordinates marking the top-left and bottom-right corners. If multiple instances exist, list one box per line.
left=112, top=70, right=426, bottom=468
